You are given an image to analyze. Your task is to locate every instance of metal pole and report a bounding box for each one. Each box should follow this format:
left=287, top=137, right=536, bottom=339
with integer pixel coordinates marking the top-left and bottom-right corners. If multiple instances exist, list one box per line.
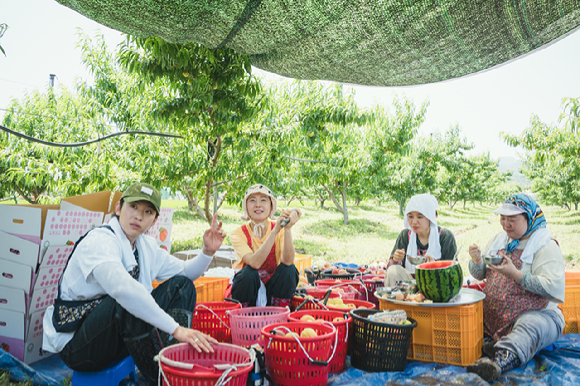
left=49, top=74, right=56, bottom=88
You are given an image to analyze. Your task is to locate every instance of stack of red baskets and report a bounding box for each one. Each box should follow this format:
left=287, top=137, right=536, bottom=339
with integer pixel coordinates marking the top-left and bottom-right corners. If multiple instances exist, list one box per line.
left=261, top=322, right=337, bottom=386
left=287, top=310, right=352, bottom=373
left=191, top=301, right=241, bottom=343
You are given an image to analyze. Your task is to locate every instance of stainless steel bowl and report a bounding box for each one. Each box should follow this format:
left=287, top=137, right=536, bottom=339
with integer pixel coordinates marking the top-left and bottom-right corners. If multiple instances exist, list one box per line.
left=407, top=255, right=426, bottom=265
left=483, top=255, right=504, bottom=265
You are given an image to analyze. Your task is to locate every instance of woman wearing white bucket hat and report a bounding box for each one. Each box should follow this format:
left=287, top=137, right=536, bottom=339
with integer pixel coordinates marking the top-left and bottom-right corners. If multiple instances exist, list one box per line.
left=384, top=193, right=457, bottom=287
left=229, top=184, right=302, bottom=307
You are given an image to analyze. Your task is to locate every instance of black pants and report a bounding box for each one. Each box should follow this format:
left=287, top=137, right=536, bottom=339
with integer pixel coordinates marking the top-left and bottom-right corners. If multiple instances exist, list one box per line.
left=59, top=276, right=196, bottom=372
left=231, top=263, right=299, bottom=307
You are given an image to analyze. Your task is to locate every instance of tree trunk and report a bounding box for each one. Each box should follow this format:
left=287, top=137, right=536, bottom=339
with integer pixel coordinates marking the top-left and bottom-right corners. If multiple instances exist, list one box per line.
left=575, top=202, right=578, bottom=211
left=322, top=184, right=344, bottom=213
left=463, top=199, right=467, bottom=209
left=564, top=202, right=571, bottom=211
left=342, top=181, right=348, bottom=224
left=449, top=199, right=458, bottom=210
left=287, top=195, right=296, bottom=206
left=398, top=200, right=404, bottom=216
left=355, top=198, right=361, bottom=206
left=316, top=191, right=326, bottom=208
left=182, top=186, right=208, bottom=220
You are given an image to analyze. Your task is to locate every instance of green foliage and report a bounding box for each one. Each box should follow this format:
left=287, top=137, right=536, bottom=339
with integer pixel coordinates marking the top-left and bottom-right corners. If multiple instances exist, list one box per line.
left=503, top=97, right=580, bottom=209
left=117, top=35, right=266, bottom=223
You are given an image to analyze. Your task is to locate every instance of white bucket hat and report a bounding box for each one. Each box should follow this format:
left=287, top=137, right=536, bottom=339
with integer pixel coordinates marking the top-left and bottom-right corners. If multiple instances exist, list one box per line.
left=241, top=184, right=277, bottom=221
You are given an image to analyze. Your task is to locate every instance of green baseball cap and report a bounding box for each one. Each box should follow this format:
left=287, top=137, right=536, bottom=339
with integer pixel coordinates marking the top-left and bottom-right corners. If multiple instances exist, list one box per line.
left=121, top=183, right=161, bottom=214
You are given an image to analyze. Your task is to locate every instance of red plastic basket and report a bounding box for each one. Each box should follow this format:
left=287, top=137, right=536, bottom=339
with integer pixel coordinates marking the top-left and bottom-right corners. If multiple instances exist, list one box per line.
left=158, top=342, right=254, bottom=386
left=192, top=301, right=242, bottom=343
left=291, top=291, right=340, bottom=311
left=287, top=310, right=352, bottom=373
left=360, top=275, right=385, bottom=307
left=261, top=322, right=337, bottom=386
left=325, top=299, right=376, bottom=312
left=227, top=306, right=290, bottom=348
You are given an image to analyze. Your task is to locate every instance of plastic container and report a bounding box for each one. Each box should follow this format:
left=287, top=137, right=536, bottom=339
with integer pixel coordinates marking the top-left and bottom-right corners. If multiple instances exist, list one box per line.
left=291, top=291, right=340, bottom=311
left=193, top=277, right=230, bottom=302
left=191, top=301, right=242, bottom=343
left=565, top=271, right=580, bottom=286
left=560, top=285, right=580, bottom=333
left=349, top=309, right=416, bottom=372
left=194, top=282, right=206, bottom=303
left=379, top=299, right=483, bottom=366
left=305, top=267, right=320, bottom=285
left=295, top=254, right=312, bottom=277
left=324, top=299, right=376, bottom=312
left=287, top=310, right=352, bottom=373
left=227, top=306, right=290, bottom=347
left=319, top=268, right=362, bottom=281
left=261, top=322, right=337, bottom=386
left=360, top=275, right=386, bottom=307
left=315, top=280, right=367, bottom=300
left=158, top=342, right=253, bottom=386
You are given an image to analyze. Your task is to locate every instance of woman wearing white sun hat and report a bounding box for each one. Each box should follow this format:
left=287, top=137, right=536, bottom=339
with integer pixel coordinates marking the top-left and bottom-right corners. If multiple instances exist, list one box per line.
left=229, top=184, right=302, bottom=307
left=384, top=193, right=457, bottom=287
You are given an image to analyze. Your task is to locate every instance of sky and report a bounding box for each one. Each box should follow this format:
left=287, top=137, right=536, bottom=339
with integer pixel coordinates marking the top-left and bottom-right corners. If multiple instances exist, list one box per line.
left=2, top=0, right=580, bottom=159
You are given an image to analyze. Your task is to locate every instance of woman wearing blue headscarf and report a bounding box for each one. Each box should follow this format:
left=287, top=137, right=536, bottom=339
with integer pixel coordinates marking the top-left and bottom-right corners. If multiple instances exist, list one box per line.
left=466, top=193, right=565, bottom=383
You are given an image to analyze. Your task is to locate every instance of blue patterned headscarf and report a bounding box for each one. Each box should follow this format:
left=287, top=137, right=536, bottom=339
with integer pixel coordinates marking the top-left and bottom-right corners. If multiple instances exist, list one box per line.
left=504, top=193, right=547, bottom=253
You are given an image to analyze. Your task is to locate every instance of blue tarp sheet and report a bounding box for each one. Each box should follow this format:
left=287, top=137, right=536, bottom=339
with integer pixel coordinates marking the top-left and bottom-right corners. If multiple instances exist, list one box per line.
left=3, top=334, right=580, bottom=385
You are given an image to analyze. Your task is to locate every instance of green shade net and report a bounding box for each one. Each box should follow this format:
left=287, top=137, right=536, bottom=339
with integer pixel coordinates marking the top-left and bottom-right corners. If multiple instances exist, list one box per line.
left=56, top=0, right=580, bottom=86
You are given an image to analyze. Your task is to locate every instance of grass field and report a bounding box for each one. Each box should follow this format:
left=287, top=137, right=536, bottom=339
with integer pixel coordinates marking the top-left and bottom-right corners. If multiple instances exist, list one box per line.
left=167, top=199, right=580, bottom=273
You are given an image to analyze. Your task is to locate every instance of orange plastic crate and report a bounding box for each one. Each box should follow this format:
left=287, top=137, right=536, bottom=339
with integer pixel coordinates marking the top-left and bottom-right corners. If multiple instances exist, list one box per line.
left=294, top=254, right=312, bottom=277
left=193, top=277, right=230, bottom=302
left=195, top=282, right=206, bottom=303
left=380, top=299, right=483, bottom=367
left=565, top=271, right=580, bottom=286
left=560, top=285, right=580, bottom=334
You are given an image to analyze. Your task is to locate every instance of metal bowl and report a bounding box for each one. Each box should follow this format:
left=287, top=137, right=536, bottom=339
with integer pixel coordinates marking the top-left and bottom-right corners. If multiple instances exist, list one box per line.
left=483, top=255, right=504, bottom=265
left=407, top=255, right=426, bottom=265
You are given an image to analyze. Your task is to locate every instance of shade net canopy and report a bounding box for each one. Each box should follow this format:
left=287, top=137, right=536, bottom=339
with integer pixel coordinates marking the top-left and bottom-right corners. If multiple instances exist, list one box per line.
left=55, top=0, right=580, bottom=86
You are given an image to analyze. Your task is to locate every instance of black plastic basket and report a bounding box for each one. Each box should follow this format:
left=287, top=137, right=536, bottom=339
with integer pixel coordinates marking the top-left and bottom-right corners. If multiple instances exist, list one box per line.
left=349, top=309, right=417, bottom=372
left=320, top=268, right=361, bottom=281
left=305, top=266, right=320, bottom=285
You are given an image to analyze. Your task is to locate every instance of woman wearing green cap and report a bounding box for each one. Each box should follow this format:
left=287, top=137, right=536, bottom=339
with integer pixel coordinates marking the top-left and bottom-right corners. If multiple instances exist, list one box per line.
left=42, top=182, right=225, bottom=385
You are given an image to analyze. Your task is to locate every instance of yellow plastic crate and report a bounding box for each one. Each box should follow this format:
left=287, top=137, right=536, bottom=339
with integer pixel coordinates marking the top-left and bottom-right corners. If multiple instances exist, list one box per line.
left=560, top=285, right=580, bottom=334
left=380, top=299, right=483, bottom=367
left=565, top=271, right=580, bottom=286
left=194, top=282, right=206, bottom=303
left=295, top=254, right=312, bottom=277
left=194, top=277, right=230, bottom=302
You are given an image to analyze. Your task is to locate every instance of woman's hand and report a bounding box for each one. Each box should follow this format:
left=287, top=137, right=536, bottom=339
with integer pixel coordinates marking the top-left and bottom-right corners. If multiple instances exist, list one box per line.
left=468, top=244, right=482, bottom=264
left=173, top=326, right=217, bottom=353
left=282, top=209, right=301, bottom=229
left=202, top=213, right=226, bottom=256
left=487, top=257, right=523, bottom=282
left=425, top=254, right=434, bottom=263
left=392, top=248, right=405, bottom=263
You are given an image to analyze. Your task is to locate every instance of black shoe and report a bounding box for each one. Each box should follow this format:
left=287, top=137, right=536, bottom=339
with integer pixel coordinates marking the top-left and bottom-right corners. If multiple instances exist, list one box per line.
left=482, top=341, right=498, bottom=358
left=467, top=357, right=502, bottom=383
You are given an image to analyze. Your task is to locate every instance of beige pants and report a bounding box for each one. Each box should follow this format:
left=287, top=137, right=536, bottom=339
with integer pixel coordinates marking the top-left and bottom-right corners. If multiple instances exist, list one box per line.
left=384, top=265, right=413, bottom=287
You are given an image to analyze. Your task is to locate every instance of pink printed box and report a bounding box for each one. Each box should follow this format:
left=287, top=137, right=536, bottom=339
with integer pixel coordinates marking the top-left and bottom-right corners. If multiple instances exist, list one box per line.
left=0, top=191, right=113, bottom=364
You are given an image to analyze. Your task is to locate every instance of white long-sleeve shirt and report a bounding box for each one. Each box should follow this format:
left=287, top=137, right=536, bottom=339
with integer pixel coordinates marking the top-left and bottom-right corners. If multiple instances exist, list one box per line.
left=42, top=217, right=212, bottom=353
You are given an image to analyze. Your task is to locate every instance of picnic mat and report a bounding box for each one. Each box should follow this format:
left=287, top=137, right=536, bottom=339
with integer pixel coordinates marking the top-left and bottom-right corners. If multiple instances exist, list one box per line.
left=2, top=334, right=580, bottom=385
